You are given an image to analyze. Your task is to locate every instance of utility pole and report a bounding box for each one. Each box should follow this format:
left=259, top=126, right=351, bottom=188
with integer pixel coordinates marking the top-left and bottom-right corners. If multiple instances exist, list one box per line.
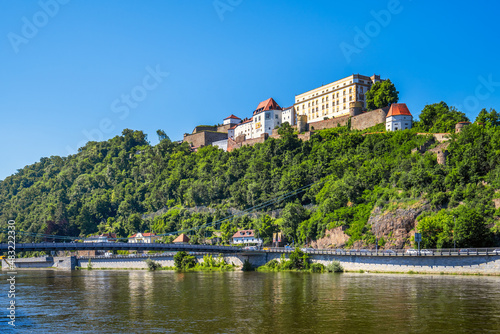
left=453, top=216, right=456, bottom=251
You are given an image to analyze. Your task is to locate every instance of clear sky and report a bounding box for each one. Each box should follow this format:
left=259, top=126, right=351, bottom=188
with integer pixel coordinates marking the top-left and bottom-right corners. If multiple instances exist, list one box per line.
left=1, top=0, right=499, bottom=180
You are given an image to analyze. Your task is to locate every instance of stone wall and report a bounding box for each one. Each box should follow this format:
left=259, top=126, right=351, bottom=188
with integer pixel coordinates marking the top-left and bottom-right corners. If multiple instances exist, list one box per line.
left=308, top=115, right=349, bottom=131
left=2, top=256, right=76, bottom=271
left=8, top=253, right=500, bottom=274
left=77, top=254, right=244, bottom=269
left=216, top=124, right=231, bottom=133
left=183, top=131, right=228, bottom=148
left=192, top=126, right=217, bottom=134
left=227, top=134, right=267, bottom=152
left=351, top=107, right=389, bottom=130
left=297, top=132, right=313, bottom=141
left=309, top=254, right=500, bottom=275
left=417, top=133, right=451, bottom=143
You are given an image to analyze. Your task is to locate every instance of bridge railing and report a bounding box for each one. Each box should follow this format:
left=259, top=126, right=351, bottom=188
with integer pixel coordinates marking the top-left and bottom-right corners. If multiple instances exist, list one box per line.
left=260, top=247, right=500, bottom=256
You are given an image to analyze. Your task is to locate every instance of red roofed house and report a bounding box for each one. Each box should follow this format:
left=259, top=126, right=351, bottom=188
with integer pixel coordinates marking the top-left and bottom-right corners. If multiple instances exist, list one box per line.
left=232, top=230, right=263, bottom=245
left=223, top=114, right=241, bottom=126
left=253, top=98, right=282, bottom=115
left=386, top=103, right=413, bottom=131
left=129, top=232, right=160, bottom=244
left=173, top=233, right=190, bottom=244
left=83, top=233, right=117, bottom=243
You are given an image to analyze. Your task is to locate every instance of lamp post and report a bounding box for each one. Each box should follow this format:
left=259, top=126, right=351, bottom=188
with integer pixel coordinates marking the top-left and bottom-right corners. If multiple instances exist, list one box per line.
left=453, top=216, right=456, bottom=251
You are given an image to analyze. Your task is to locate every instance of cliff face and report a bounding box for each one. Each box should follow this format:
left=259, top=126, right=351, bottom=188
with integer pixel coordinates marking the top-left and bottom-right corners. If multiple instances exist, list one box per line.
left=369, top=202, right=431, bottom=249
left=310, top=226, right=350, bottom=249
left=310, top=201, right=431, bottom=249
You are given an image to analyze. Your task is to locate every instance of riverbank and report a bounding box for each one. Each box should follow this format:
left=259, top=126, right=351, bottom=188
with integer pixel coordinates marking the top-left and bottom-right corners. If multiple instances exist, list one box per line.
left=4, top=252, right=500, bottom=275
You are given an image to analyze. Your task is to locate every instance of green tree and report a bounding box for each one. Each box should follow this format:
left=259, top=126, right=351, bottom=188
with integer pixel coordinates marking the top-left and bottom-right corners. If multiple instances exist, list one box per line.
left=414, top=102, right=469, bottom=133
left=365, top=79, right=399, bottom=110
left=475, top=108, right=499, bottom=126
left=156, top=129, right=171, bottom=142
left=280, top=202, right=309, bottom=243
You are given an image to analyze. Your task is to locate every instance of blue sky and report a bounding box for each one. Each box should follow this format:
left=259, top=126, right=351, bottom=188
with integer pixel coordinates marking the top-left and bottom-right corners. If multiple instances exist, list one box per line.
left=1, top=0, right=499, bottom=180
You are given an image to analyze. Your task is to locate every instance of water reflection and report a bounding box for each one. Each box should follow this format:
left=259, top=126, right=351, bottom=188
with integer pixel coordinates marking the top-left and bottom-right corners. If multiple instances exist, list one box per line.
left=1, top=271, right=499, bottom=333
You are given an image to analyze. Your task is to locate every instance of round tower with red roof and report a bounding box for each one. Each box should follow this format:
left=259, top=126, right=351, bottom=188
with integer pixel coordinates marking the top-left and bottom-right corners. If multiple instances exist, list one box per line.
left=386, top=103, right=413, bottom=131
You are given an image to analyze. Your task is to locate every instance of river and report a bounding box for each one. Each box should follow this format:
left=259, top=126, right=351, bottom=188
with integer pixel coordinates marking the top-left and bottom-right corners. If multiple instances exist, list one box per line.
left=1, top=270, right=500, bottom=333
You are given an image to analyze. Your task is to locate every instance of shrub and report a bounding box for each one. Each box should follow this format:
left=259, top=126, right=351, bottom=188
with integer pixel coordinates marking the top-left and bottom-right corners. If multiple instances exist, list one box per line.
left=242, top=259, right=253, bottom=271
left=265, top=259, right=280, bottom=269
left=145, top=258, right=161, bottom=271
left=174, top=251, right=196, bottom=270
left=326, top=261, right=343, bottom=273
left=87, top=258, right=93, bottom=270
left=310, top=263, right=325, bottom=273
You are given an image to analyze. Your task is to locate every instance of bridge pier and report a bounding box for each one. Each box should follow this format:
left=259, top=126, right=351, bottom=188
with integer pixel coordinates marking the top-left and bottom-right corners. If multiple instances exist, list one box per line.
left=2, top=256, right=77, bottom=271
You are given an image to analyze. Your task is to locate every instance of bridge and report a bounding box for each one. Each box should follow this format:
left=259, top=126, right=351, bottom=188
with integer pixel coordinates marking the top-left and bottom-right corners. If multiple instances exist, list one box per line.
left=0, top=242, right=241, bottom=253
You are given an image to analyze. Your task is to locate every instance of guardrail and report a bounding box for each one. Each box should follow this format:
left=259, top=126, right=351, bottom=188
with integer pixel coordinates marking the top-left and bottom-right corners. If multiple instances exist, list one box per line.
left=76, top=252, right=216, bottom=260
left=0, top=242, right=241, bottom=253
left=260, top=247, right=500, bottom=256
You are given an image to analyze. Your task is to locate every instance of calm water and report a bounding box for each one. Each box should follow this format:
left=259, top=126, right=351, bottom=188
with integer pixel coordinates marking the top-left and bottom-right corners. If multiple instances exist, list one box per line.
left=1, top=270, right=500, bottom=333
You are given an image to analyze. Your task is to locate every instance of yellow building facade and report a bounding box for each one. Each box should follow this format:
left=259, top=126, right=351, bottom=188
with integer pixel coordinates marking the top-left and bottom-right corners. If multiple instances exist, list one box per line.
left=294, top=74, right=382, bottom=123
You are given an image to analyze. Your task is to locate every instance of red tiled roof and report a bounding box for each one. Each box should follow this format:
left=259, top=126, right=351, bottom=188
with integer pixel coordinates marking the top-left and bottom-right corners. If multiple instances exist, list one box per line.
left=229, top=125, right=237, bottom=130
left=387, top=103, right=412, bottom=117
left=173, top=233, right=190, bottom=243
left=255, top=98, right=281, bottom=113
left=224, top=114, right=241, bottom=120
left=235, top=118, right=253, bottom=127
left=130, top=232, right=156, bottom=238
left=232, top=230, right=255, bottom=239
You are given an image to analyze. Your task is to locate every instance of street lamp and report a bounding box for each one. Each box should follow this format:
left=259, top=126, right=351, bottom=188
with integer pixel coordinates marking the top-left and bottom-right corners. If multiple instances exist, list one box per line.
left=453, top=216, right=456, bottom=251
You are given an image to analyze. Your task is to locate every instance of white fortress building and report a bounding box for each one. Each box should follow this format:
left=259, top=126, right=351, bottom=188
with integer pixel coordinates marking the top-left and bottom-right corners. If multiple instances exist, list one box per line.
left=385, top=103, right=413, bottom=131
left=294, top=74, right=383, bottom=123
left=233, top=98, right=296, bottom=140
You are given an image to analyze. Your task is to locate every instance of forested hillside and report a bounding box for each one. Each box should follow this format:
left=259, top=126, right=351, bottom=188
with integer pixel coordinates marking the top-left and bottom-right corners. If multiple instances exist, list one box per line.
left=1, top=103, right=499, bottom=248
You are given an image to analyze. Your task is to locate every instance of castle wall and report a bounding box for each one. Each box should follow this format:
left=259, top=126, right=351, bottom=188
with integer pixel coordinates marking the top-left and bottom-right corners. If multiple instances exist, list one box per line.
left=216, top=124, right=231, bottom=133
left=351, top=108, right=388, bottom=130
left=184, top=131, right=228, bottom=148
left=192, top=126, right=217, bottom=134
left=307, top=115, right=350, bottom=131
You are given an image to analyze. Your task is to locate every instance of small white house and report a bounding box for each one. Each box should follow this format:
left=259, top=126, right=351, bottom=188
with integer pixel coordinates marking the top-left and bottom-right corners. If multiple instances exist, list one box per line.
left=386, top=103, right=413, bottom=131
left=223, top=114, right=241, bottom=126
left=232, top=230, right=262, bottom=245
left=129, top=232, right=159, bottom=243
left=83, top=233, right=116, bottom=243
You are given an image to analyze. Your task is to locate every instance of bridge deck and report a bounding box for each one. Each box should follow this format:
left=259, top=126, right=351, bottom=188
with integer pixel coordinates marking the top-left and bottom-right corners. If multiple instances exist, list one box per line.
left=0, top=242, right=241, bottom=253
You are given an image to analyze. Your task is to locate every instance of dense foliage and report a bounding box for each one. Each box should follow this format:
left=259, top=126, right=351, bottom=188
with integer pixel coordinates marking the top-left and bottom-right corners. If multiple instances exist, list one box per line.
left=365, top=79, right=399, bottom=110
left=0, top=105, right=499, bottom=248
left=413, top=102, right=469, bottom=133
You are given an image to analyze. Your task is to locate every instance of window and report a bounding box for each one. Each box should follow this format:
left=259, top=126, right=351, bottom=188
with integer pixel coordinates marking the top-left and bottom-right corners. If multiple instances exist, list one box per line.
left=326, top=96, right=329, bottom=101
left=265, top=113, right=270, bottom=119
left=349, top=96, right=352, bottom=101
left=275, top=114, right=278, bottom=119
left=343, top=90, right=346, bottom=96
left=349, top=88, right=352, bottom=93
left=343, top=98, right=346, bottom=103
left=326, top=103, right=329, bottom=108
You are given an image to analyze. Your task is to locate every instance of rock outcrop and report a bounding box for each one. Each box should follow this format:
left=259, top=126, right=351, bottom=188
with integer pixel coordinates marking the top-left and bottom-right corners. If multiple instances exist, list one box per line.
left=310, top=226, right=350, bottom=249
left=369, top=202, right=431, bottom=249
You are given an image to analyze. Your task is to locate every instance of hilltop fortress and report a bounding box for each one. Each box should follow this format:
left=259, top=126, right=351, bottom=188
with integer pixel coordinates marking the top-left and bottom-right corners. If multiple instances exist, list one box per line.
left=183, top=74, right=413, bottom=151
